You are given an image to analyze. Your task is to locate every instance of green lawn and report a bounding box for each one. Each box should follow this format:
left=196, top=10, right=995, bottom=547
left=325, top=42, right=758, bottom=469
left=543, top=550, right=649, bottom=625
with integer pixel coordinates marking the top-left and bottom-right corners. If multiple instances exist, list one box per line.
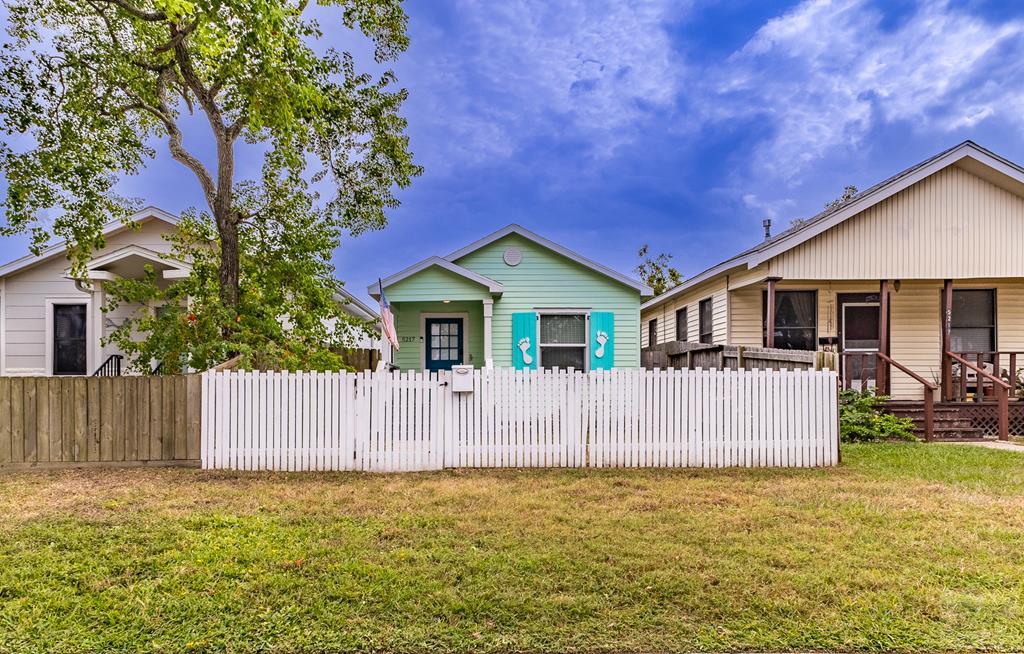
left=1, top=444, right=1023, bottom=654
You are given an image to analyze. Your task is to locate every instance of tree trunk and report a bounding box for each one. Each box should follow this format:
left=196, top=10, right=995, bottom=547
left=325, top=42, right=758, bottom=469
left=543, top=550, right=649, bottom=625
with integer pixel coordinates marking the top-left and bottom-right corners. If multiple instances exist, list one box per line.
left=216, top=209, right=240, bottom=310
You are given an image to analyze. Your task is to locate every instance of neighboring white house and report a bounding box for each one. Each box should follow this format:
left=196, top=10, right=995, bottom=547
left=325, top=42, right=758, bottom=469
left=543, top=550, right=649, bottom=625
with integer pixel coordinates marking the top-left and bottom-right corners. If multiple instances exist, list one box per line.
left=0, top=206, right=378, bottom=376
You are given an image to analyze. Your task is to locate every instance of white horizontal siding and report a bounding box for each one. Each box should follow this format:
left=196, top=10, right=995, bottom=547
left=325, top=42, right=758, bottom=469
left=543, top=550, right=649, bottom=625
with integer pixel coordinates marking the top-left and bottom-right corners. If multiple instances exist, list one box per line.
left=641, top=277, right=730, bottom=347
left=2, top=218, right=176, bottom=374
left=770, top=165, right=1024, bottom=279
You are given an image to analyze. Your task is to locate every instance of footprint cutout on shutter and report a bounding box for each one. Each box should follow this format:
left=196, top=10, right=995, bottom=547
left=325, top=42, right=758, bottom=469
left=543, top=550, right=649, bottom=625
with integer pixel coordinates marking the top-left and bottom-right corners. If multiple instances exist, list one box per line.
left=518, top=337, right=533, bottom=365
left=594, top=330, right=609, bottom=358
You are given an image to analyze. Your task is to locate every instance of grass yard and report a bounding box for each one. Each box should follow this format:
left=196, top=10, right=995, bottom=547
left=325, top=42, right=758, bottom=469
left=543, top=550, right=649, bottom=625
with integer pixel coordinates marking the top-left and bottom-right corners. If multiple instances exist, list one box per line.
left=1, top=444, right=1023, bottom=654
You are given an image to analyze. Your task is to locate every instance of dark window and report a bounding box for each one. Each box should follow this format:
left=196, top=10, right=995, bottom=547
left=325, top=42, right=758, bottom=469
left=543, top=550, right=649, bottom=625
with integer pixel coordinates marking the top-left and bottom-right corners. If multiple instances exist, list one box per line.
left=540, top=314, right=587, bottom=370
left=699, top=298, right=713, bottom=344
left=763, top=290, right=817, bottom=350
left=647, top=318, right=658, bottom=347
left=949, top=289, right=995, bottom=354
left=425, top=318, right=464, bottom=371
left=675, top=308, right=688, bottom=341
left=53, top=304, right=87, bottom=375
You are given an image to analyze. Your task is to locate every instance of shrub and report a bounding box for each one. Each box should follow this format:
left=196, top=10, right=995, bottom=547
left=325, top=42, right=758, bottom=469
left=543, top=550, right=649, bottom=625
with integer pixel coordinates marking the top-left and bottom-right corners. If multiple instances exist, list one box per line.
left=839, top=389, right=918, bottom=443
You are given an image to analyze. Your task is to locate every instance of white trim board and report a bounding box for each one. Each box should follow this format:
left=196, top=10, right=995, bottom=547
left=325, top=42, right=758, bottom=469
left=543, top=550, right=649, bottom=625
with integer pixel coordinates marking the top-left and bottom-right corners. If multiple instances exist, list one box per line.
left=0, top=278, right=5, bottom=375
left=535, top=310, right=591, bottom=372
left=419, top=312, right=471, bottom=371
left=70, top=243, right=190, bottom=276
left=44, top=297, right=94, bottom=376
left=368, top=257, right=503, bottom=299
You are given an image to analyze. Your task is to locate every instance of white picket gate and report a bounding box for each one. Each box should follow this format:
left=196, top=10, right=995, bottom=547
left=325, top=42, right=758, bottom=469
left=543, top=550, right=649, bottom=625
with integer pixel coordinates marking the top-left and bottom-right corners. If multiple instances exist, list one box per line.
left=201, top=368, right=839, bottom=471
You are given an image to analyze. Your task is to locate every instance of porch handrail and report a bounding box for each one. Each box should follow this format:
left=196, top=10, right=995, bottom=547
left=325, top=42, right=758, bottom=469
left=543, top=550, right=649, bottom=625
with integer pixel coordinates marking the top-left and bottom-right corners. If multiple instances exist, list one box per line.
left=946, top=351, right=1012, bottom=391
left=877, top=353, right=937, bottom=391
left=92, top=354, right=123, bottom=377
left=946, top=351, right=1010, bottom=441
left=877, top=352, right=937, bottom=442
left=954, top=350, right=1024, bottom=398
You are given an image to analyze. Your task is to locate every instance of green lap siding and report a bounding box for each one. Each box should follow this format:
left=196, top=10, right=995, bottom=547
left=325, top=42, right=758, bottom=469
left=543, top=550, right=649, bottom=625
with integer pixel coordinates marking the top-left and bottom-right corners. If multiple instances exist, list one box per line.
left=453, top=234, right=641, bottom=369
left=391, top=301, right=485, bottom=371
left=384, top=267, right=493, bottom=303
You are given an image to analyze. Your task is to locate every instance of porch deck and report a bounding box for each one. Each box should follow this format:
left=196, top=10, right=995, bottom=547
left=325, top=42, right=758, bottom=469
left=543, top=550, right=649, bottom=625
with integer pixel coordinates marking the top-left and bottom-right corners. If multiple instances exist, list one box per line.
left=884, top=399, right=1024, bottom=441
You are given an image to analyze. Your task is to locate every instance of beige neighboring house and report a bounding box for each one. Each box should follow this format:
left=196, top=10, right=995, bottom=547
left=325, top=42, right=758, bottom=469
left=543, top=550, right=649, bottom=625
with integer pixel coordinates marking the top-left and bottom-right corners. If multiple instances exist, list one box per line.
left=0, top=206, right=378, bottom=376
left=642, top=141, right=1024, bottom=437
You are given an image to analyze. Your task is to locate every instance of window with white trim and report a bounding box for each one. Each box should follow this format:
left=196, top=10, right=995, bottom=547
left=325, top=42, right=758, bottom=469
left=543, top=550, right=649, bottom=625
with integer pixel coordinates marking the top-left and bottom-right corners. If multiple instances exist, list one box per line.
left=539, top=313, right=587, bottom=370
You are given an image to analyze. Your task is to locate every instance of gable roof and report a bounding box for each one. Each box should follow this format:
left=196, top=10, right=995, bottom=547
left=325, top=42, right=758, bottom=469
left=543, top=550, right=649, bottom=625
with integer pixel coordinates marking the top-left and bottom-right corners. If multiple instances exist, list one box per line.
left=446, top=224, right=652, bottom=295
left=73, top=244, right=190, bottom=273
left=367, top=255, right=504, bottom=299
left=643, top=140, right=1024, bottom=311
left=0, top=206, right=180, bottom=279
left=367, top=224, right=651, bottom=298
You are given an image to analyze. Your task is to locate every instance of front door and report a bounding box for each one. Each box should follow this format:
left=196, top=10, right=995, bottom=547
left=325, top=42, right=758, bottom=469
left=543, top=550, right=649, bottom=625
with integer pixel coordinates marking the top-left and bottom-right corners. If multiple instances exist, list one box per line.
left=53, top=303, right=88, bottom=375
left=425, top=318, right=464, bottom=371
left=840, top=298, right=880, bottom=390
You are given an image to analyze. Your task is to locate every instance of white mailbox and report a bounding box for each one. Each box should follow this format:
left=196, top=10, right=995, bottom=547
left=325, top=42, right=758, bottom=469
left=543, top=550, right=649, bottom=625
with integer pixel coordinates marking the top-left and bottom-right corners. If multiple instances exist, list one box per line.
left=451, top=365, right=474, bottom=392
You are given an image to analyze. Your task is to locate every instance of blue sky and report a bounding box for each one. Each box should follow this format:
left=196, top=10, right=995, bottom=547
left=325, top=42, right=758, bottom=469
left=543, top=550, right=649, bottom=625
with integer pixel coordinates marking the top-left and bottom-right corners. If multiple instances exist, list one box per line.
left=3, top=0, right=1024, bottom=304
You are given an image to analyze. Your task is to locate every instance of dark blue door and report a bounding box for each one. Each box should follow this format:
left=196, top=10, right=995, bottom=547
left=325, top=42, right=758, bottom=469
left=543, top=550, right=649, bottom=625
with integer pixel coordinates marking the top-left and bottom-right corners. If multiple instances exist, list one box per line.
left=425, top=318, right=464, bottom=371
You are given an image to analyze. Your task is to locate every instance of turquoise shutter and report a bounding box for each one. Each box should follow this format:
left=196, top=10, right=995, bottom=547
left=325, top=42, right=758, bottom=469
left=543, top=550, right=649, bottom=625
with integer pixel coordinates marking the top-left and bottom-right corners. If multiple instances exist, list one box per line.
left=512, top=312, right=537, bottom=370
left=590, top=312, right=615, bottom=370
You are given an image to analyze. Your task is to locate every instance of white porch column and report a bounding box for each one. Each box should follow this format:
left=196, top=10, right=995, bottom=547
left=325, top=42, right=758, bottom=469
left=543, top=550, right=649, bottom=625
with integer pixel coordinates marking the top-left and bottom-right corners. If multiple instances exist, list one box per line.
left=379, top=333, right=393, bottom=370
left=0, top=278, right=6, bottom=375
left=378, top=303, right=394, bottom=371
left=92, top=281, right=105, bottom=373
left=483, top=299, right=494, bottom=368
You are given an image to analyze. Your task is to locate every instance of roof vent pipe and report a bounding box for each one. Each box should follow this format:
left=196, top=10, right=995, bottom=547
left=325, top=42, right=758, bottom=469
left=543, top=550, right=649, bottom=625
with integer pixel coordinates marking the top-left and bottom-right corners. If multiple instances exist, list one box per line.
left=762, top=218, right=772, bottom=240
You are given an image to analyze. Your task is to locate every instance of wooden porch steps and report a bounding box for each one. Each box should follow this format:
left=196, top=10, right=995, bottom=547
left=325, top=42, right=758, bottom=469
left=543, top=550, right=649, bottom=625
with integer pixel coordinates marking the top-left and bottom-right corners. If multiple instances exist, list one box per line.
left=884, top=401, right=987, bottom=440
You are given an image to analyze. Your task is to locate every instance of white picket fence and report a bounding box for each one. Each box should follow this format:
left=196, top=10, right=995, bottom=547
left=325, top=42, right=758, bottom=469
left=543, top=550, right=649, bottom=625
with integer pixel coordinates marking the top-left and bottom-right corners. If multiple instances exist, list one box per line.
left=200, top=368, right=839, bottom=471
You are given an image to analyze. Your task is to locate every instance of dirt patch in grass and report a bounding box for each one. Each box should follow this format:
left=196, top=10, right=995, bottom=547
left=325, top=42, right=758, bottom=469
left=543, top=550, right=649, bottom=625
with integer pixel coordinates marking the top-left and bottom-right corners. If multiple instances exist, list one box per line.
left=1, top=444, right=1023, bottom=653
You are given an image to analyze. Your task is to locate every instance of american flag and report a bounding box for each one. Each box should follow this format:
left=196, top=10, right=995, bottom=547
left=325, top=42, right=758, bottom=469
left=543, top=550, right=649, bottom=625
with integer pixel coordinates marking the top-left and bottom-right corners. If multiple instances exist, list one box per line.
left=378, top=279, right=399, bottom=351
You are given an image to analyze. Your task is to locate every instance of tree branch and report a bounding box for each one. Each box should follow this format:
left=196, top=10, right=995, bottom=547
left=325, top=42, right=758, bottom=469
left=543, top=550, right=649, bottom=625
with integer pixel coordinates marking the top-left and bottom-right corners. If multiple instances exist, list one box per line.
left=153, top=67, right=217, bottom=206
left=94, top=0, right=166, bottom=21
left=172, top=28, right=237, bottom=224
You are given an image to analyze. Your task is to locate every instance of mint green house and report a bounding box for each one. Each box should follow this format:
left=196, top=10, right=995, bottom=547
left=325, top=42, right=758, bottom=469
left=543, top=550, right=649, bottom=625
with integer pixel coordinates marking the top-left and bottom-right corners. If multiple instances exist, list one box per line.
left=368, top=225, right=652, bottom=371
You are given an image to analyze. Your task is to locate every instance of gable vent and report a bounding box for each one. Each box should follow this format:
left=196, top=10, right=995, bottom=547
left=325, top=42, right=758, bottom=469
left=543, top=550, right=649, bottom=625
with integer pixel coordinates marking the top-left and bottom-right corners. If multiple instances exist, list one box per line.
left=503, top=247, right=522, bottom=266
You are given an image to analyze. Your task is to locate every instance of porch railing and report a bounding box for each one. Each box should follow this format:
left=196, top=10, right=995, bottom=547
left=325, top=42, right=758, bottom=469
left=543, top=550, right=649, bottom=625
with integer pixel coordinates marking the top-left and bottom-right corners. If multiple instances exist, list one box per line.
left=840, top=351, right=937, bottom=441
left=949, top=351, right=1024, bottom=400
left=92, top=354, right=123, bottom=377
left=945, top=351, right=1010, bottom=440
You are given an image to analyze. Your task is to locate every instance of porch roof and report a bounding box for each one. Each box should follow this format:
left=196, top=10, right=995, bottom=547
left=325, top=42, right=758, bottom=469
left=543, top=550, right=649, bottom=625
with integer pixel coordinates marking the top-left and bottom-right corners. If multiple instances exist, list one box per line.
left=65, top=244, right=191, bottom=282
left=367, top=256, right=503, bottom=300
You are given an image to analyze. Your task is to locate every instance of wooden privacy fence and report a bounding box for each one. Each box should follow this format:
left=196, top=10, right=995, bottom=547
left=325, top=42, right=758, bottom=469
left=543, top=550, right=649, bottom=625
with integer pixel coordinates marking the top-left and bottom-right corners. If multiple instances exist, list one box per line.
left=202, top=368, right=839, bottom=472
left=642, top=342, right=829, bottom=372
left=0, top=376, right=201, bottom=469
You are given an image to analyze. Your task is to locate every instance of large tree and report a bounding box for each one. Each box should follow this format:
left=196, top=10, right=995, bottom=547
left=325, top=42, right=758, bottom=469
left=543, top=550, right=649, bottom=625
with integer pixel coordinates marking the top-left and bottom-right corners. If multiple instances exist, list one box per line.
left=0, top=0, right=420, bottom=310
left=103, top=174, right=376, bottom=373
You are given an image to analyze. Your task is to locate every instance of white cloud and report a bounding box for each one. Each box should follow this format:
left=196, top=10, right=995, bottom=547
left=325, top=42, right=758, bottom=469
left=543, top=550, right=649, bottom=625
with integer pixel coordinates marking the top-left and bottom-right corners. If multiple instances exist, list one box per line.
left=406, top=0, right=688, bottom=168
left=716, top=0, right=1024, bottom=178
left=742, top=193, right=797, bottom=220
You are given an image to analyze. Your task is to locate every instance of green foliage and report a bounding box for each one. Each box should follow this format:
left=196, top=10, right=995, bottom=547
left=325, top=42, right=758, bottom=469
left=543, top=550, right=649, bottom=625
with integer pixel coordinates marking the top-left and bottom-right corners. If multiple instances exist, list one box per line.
left=824, top=184, right=859, bottom=210
left=839, top=388, right=918, bottom=443
left=0, top=0, right=421, bottom=278
left=634, top=244, right=682, bottom=296
left=102, top=177, right=375, bottom=373
left=3, top=445, right=1024, bottom=652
